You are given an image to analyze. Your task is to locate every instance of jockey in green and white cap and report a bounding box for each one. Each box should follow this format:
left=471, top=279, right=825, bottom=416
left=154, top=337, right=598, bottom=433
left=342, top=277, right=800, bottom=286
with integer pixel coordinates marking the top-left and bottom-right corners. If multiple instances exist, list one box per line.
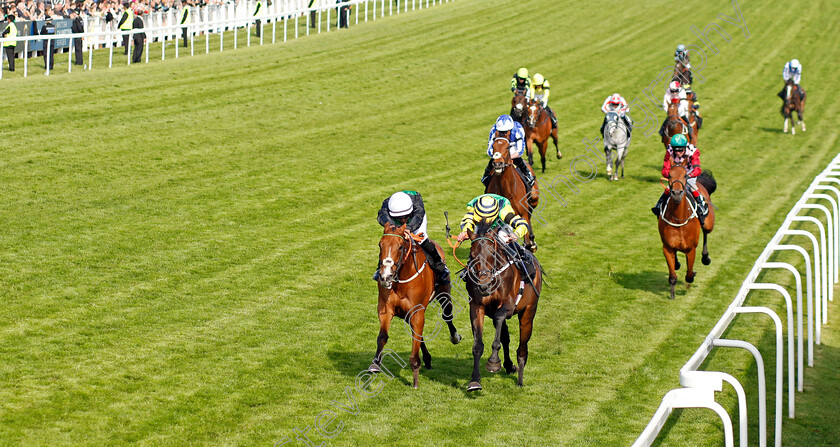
left=651, top=134, right=708, bottom=225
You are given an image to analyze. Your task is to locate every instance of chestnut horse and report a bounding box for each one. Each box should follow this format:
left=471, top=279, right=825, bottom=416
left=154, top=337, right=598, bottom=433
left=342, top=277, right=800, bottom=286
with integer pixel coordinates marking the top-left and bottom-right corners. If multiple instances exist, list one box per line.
left=782, top=79, right=806, bottom=134
left=672, top=62, right=696, bottom=100
left=662, top=101, right=697, bottom=148
left=486, top=137, right=539, bottom=251
left=371, top=222, right=461, bottom=388
left=657, top=164, right=716, bottom=299
left=463, top=222, right=542, bottom=391
left=511, top=92, right=529, bottom=127
left=524, top=99, right=561, bottom=172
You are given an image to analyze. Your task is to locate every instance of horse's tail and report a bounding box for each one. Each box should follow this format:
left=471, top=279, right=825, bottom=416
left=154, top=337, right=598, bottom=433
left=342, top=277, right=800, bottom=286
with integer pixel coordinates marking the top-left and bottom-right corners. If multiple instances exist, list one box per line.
left=697, top=170, right=717, bottom=196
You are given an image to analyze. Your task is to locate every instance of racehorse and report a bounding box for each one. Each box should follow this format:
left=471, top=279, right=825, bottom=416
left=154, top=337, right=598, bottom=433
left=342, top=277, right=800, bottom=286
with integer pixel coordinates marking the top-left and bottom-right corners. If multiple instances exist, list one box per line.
left=524, top=99, right=561, bottom=172
left=782, top=79, right=806, bottom=134
left=657, top=164, right=716, bottom=300
left=486, top=137, right=539, bottom=251
left=462, top=222, right=542, bottom=391
left=371, top=222, right=462, bottom=388
left=603, top=111, right=630, bottom=181
left=511, top=91, right=529, bottom=127
left=662, top=101, right=697, bottom=148
left=672, top=61, right=696, bottom=102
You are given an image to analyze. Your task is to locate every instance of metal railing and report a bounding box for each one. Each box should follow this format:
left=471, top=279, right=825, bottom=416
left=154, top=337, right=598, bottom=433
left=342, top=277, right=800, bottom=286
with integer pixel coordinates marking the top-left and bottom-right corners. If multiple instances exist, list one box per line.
left=0, top=0, right=453, bottom=78
left=634, top=153, right=840, bottom=447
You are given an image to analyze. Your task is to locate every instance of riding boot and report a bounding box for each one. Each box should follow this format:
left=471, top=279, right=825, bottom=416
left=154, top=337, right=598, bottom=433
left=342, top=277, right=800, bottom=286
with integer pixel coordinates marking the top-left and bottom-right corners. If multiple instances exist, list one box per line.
left=693, top=191, right=708, bottom=226
left=600, top=117, right=607, bottom=136
left=509, top=242, right=536, bottom=283
left=547, top=106, right=557, bottom=129
left=652, top=192, right=668, bottom=216
left=481, top=159, right=494, bottom=187
left=513, top=157, right=535, bottom=193
left=372, top=263, right=381, bottom=281
left=777, top=87, right=786, bottom=100
left=658, top=120, right=666, bottom=137
left=622, top=116, right=633, bottom=137
left=420, top=239, right=450, bottom=286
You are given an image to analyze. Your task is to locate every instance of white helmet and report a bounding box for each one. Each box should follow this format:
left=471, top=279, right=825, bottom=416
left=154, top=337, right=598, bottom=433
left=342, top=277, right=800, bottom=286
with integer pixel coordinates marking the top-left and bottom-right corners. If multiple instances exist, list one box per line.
left=495, top=115, right=514, bottom=132
left=789, top=59, right=801, bottom=72
left=609, top=93, right=622, bottom=104
left=668, top=81, right=681, bottom=92
left=387, top=192, right=413, bottom=218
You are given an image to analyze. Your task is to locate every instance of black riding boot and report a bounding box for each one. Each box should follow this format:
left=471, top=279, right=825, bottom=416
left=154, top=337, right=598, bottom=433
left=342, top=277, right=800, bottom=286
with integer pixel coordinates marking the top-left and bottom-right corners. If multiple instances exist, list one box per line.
left=513, top=157, right=535, bottom=193
left=372, top=262, right=381, bottom=281
left=547, top=106, right=557, bottom=129
left=481, top=159, right=494, bottom=187
left=692, top=193, right=708, bottom=227
left=658, top=120, right=666, bottom=137
left=599, top=117, right=607, bottom=136
left=420, top=239, right=450, bottom=286
left=777, top=87, right=786, bottom=100
left=508, top=242, right=536, bottom=283
left=652, top=192, right=668, bottom=216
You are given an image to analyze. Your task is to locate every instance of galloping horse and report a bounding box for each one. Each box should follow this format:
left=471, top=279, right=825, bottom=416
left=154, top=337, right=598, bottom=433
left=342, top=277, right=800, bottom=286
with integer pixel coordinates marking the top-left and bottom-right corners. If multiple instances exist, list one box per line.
left=657, top=164, right=716, bottom=300
left=371, top=222, right=461, bottom=388
left=524, top=99, right=561, bottom=172
left=511, top=91, right=529, bottom=127
left=782, top=79, right=806, bottom=134
left=463, top=222, right=542, bottom=391
left=486, top=137, right=539, bottom=251
left=662, top=101, right=696, bottom=148
left=672, top=61, right=696, bottom=102
left=603, top=111, right=630, bottom=181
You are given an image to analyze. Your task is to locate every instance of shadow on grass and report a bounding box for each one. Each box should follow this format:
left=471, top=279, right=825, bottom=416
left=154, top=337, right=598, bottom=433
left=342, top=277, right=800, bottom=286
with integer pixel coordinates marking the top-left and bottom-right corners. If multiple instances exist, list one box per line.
left=759, top=126, right=785, bottom=134
left=629, top=173, right=665, bottom=184
left=612, top=270, right=671, bottom=293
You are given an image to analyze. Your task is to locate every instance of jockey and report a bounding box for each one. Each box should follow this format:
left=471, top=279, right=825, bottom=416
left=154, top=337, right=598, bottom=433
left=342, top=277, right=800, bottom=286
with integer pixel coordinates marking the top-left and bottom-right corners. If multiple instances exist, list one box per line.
left=481, top=115, right=534, bottom=193
left=651, top=134, right=709, bottom=226
left=375, top=191, right=450, bottom=286
left=510, top=67, right=532, bottom=97
left=658, top=81, right=694, bottom=141
left=778, top=59, right=805, bottom=101
left=456, top=194, right=536, bottom=281
left=674, top=44, right=701, bottom=116
left=599, top=93, right=633, bottom=141
left=531, top=73, right=557, bottom=129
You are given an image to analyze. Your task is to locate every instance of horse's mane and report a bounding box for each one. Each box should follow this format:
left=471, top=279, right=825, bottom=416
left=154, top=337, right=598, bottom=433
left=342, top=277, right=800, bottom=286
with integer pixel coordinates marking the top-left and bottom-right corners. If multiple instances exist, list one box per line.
left=474, top=221, right=494, bottom=238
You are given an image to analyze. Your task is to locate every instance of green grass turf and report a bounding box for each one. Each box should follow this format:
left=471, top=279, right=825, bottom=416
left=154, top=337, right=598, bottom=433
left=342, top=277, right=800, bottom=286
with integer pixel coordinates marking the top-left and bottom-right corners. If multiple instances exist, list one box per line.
left=0, top=0, right=838, bottom=445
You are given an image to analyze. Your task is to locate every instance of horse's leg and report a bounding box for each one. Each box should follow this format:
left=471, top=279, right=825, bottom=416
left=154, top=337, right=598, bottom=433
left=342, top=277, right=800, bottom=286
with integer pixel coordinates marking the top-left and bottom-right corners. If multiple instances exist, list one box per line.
left=538, top=139, right=547, bottom=174
left=486, top=310, right=506, bottom=373
left=419, top=341, right=432, bottom=370
left=369, top=305, right=393, bottom=372
left=500, top=320, right=515, bottom=374
left=619, top=147, right=626, bottom=179
left=663, top=246, right=678, bottom=300
left=467, top=304, right=485, bottom=391
left=701, top=229, right=711, bottom=265
left=408, top=308, right=426, bottom=388
left=685, top=246, right=697, bottom=285
left=604, top=148, right=613, bottom=178
left=435, top=285, right=461, bottom=344
left=551, top=125, right=560, bottom=159
left=783, top=115, right=789, bottom=133
left=516, top=304, right=537, bottom=387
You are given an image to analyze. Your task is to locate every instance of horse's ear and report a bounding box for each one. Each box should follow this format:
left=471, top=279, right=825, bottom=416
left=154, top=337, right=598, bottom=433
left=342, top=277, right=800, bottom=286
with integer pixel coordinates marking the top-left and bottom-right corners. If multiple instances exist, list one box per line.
left=467, top=229, right=476, bottom=240
left=397, top=222, right=408, bottom=232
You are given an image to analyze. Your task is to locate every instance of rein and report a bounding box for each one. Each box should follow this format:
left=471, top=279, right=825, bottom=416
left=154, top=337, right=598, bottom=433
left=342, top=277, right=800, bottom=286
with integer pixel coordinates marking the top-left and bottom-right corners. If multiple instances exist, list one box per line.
left=381, top=233, right=427, bottom=284
left=528, top=105, right=548, bottom=128
left=658, top=176, right=698, bottom=227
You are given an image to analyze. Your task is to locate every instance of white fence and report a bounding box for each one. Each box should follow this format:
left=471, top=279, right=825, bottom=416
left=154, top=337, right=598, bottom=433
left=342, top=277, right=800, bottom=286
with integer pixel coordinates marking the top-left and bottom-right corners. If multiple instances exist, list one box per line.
left=0, top=0, right=453, bottom=78
left=633, top=154, right=840, bottom=446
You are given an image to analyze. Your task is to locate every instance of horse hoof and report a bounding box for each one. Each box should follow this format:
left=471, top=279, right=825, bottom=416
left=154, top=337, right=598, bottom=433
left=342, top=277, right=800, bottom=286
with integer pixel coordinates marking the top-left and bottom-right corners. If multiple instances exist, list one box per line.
left=675, top=260, right=681, bottom=271
left=686, top=275, right=695, bottom=284
left=702, top=255, right=711, bottom=266
left=505, top=364, right=517, bottom=374
left=556, top=152, right=563, bottom=160
left=450, top=333, right=462, bottom=345
left=424, top=364, right=432, bottom=370
left=467, top=381, right=482, bottom=392
left=486, top=359, right=502, bottom=373
left=368, top=363, right=381, bottom=373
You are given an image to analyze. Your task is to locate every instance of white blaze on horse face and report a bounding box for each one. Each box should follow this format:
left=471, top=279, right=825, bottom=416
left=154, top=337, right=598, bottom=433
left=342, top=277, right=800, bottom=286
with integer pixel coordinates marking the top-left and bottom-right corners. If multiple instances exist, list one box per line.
left=786, top=85, right=791, bottom=99
left=516, top=103, right=523, bottom=110
left=493, top=152, right=502, bottom=160
left=382, top=256, right=394, bottom=279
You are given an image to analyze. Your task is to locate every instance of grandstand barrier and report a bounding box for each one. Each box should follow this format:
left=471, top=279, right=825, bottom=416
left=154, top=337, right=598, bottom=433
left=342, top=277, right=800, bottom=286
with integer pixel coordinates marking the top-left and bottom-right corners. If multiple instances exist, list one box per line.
left=633, top=153, right=840, bottom=447
left=0, top=0, right=454, bottom=79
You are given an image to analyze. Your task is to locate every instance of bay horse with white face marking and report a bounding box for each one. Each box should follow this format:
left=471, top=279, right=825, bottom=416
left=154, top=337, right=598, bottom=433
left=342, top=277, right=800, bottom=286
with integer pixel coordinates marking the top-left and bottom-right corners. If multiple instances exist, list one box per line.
left=657, top=163, right=716, bottom=300
left=511, top=91, right=529, bottom=127
left=371, top=222, right=460, bottom=388
left=524, top=99, right=560, bottom=172
left=662, top=101, right=696, bottom=149
left=486, top=137, right=539, bottom=251
left=782, top=79, right=806, bottom=134
left=463, top=222, right=542, bottom=391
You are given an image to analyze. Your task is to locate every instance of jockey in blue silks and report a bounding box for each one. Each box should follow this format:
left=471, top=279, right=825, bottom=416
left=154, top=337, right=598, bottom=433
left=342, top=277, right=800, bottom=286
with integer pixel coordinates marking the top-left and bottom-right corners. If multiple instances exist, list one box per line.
left=481, top=114, right=534, bottom=194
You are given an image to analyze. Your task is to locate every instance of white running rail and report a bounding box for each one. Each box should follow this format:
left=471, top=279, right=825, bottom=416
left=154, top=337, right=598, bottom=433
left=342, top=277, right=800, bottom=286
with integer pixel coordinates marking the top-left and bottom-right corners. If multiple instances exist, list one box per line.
left=0, top=0, right=453, bottom=79
left=633, top=153, right=840, bottom=447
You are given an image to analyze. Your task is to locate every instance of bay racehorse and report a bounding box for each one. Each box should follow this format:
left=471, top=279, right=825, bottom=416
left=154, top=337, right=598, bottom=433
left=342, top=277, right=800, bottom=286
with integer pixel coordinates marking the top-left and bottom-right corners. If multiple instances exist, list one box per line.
left=672, top=61, right=695, bottom=100
left=371, top=222, right=461, bottom=388
left=657, top=164, right=716, bottom=300
left=524, top=99, right=561, bottom=172
left=511, top=91, right=529, bottom=127
left=603, top=111, right=630, bottom=181
left=486, top=137, right=539, bottom=251
left=462, top=222, right=542, bottom=391
left=662, top=101, right=696, bottom=148
left=782, top=79, right=806, bottom=134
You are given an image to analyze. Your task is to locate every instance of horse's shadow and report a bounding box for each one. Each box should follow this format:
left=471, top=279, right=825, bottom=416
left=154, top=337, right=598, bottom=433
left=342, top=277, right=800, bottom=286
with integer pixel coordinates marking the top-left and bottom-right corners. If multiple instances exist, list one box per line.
left=759, top=126, right=784, bottom=134
left=327, top=347, right=504, bottom=397
left=612, top=270, right=676, bottom=294
left=628, top=174, right=663, bottom=184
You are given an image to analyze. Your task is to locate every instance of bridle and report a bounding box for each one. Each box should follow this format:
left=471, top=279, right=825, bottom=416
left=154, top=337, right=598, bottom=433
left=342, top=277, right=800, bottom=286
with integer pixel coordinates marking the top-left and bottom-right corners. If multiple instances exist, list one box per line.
left=491, top=138, right=513, bottom=173
left=527, top=101, right=548, bottom=128
left=379, top=233, right=422, bottom=288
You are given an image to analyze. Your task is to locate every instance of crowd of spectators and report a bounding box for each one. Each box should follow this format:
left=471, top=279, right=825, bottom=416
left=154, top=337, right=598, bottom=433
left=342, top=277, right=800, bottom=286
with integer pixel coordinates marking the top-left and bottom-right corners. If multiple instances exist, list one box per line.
left=4, top=0, right=248, bottom=21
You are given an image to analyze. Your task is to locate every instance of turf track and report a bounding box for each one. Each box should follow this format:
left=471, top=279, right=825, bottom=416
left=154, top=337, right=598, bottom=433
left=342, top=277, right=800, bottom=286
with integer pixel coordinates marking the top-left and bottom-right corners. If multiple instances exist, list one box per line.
left=0, top=0, right=838, bottom=445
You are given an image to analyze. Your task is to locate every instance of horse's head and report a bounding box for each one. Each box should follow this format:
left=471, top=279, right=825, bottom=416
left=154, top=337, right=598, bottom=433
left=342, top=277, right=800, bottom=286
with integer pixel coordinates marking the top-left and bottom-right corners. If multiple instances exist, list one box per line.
left=490, top=137, right=512, bottom=175
left=527, top=99, right=541, bottom=127
left=666, top=101, right=682, bottom=131
left=378, top=222, right=410, bottom=289
left=512, top=93, right=527, bottom=120
left=668, top=164, right=688, bottom=205
left=467, top=222, right=503, bottom=296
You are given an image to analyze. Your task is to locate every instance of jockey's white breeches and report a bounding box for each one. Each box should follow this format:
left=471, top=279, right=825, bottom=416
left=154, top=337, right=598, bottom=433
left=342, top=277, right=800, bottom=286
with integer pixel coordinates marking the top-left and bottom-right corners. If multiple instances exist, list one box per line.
left=414, top=215, right=428, bottom=242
